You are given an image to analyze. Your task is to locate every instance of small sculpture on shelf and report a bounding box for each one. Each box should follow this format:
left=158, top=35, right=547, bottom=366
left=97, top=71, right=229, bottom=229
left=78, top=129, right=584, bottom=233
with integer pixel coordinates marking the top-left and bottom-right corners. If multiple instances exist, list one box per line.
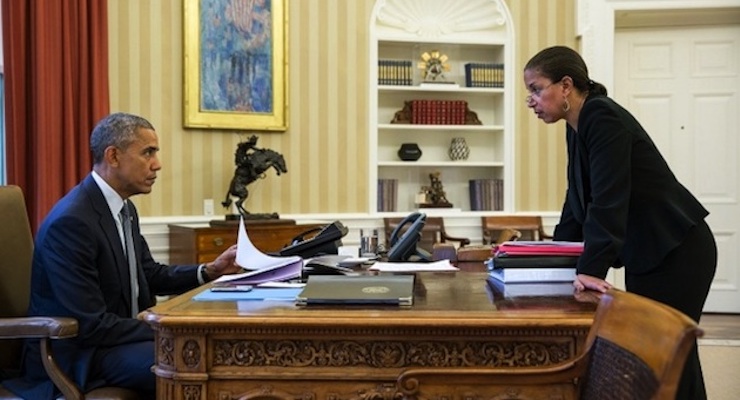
left=418, top=50, right=451, bottom=83
left=419, top=171, right=453, bottom=208
left=221, top=134, right=287, bottom=220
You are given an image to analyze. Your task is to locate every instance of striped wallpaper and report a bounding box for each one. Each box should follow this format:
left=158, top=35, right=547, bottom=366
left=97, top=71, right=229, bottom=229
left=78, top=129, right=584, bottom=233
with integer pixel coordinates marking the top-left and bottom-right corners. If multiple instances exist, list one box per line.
left=107, top=0, right=576, bottom=217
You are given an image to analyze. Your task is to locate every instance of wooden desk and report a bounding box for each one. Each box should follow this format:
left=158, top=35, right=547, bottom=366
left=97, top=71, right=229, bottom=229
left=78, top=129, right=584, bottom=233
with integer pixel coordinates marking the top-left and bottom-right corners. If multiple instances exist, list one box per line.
left=168, top=222, right=325, bottom=264
left=142, top=272, right=596, bottom=399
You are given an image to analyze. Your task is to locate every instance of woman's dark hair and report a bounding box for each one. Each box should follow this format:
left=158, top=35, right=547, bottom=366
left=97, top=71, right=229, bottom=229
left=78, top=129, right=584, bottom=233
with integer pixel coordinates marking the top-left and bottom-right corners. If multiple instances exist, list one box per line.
left=524, top=46, right=608, bottom=96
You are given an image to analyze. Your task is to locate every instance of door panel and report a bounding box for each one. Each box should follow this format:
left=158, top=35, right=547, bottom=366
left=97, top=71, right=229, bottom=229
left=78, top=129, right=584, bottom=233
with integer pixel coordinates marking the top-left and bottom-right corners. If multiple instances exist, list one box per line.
left=615, top=25, right=740, bottom=312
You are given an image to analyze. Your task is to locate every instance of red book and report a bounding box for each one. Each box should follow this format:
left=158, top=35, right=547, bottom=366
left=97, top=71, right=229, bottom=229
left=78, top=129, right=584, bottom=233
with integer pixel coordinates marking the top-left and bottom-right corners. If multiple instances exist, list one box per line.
left=494, top=241, right=584, bottom=257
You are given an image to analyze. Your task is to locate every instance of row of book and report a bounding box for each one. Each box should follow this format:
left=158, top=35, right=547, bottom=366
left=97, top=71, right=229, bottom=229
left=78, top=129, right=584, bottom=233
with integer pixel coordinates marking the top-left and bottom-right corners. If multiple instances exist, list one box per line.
left=377, top=179, right=398, bottom=212
left=469, top=179, right=503, bottom=211
left=464, top=63, right=505, bottom=88
left=378, top=59, right=413, bottom=86
left=409, top=99, right=468, bottom=125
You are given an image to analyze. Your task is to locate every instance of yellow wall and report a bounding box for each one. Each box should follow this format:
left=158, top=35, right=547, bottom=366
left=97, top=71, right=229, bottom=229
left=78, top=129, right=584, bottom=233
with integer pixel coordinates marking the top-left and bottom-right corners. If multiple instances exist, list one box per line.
left=107, top=0, right=576, bottom=216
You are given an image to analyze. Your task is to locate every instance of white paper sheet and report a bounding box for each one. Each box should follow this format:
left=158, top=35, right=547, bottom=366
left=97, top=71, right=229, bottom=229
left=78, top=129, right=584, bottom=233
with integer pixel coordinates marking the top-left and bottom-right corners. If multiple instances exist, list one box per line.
left=214, top=218, right=303, bottom=284
left=368, top=259, right=459, bottom=272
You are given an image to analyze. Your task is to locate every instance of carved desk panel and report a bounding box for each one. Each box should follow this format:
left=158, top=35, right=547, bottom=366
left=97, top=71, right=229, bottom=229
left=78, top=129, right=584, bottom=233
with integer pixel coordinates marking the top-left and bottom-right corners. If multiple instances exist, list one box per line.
left=141, top=273, right=596, bottom=400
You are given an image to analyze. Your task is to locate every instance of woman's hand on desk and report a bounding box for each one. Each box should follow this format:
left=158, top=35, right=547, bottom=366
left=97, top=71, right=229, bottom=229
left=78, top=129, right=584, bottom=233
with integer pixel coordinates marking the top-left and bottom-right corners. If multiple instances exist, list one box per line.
left=573, top=273, right=612, bottom=293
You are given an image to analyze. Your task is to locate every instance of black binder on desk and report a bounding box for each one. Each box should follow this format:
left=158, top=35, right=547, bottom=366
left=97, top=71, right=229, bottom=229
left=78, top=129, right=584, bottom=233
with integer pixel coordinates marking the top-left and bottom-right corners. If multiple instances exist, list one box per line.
left=490, top=255, right=579, bottom=268
left=296, top=275, right=415, bottom=306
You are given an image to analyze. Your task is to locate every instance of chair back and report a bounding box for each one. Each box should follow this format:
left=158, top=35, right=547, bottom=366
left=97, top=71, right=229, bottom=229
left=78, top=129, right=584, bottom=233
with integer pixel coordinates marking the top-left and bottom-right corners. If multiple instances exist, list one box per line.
left=0, top=186, right=34, bottom=374
left=482, top=215, right=551, bottom=244
left=580, top=289, right=703, bottom=400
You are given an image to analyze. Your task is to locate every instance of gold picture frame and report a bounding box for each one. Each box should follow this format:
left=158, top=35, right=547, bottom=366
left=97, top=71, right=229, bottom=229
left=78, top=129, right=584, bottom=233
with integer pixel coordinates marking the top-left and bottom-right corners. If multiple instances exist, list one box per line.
left=183, top=0, right=288, bottom=131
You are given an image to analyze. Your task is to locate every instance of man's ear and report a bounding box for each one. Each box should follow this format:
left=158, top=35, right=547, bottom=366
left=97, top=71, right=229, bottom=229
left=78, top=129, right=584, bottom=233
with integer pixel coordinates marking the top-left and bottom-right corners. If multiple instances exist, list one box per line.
left=103, top=145, right=120, bottom=167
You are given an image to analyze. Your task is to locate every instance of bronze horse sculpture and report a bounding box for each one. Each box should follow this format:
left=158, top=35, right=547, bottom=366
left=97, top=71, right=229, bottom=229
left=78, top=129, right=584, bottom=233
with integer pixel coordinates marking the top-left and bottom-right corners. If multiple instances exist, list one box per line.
left=221, top=136, right=287, bottom=218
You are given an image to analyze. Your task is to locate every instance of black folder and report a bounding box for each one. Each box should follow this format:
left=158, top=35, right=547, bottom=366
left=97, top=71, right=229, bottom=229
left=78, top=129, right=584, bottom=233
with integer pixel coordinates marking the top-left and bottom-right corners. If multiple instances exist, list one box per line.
left=491, top=255, right=579, bottom=268
left=296, top=275, right=414, bottom=306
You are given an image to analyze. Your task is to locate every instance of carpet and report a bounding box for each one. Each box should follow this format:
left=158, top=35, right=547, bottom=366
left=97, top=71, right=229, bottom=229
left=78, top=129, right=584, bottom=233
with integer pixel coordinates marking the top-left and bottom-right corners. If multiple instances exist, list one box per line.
left=698, top=339, right=740, bottom=400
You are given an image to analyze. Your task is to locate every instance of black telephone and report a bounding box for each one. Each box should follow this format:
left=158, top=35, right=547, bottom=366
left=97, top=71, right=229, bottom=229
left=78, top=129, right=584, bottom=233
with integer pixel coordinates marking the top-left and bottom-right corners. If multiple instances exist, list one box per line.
left=387, top=212, right=431, bottom=262
left=278, top=221, right=349, bottom=258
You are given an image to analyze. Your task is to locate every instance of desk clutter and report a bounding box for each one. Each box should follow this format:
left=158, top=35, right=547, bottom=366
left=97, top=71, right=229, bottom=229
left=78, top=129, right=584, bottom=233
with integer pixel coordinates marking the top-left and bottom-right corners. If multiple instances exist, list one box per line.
left=191, top=214, right=584, bottom=304
left=193, top=215, right=450, bottom=305
left=486, top=240, right=584, bottom=298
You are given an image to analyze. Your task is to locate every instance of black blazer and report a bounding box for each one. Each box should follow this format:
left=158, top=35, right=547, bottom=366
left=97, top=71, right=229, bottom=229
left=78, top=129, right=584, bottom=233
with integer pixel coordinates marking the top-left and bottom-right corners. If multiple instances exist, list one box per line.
left=554, top=95, right=708, bottom=277
left=6, top=174, right=200, bottom=399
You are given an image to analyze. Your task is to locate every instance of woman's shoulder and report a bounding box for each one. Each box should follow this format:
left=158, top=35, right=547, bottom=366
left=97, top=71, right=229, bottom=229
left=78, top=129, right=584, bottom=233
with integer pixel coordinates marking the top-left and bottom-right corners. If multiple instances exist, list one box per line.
left=580, top=95, right=631, bottom=124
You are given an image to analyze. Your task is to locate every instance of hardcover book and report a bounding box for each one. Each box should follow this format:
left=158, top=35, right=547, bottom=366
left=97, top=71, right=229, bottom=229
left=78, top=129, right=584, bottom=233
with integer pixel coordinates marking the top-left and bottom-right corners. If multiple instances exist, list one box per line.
left=488, top=266, right=576, bottom=283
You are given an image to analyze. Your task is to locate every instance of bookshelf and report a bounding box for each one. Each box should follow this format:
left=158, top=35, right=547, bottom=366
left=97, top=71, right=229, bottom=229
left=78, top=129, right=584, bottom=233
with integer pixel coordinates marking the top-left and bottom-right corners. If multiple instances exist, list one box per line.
left=369, top=0, right=515, bottom=215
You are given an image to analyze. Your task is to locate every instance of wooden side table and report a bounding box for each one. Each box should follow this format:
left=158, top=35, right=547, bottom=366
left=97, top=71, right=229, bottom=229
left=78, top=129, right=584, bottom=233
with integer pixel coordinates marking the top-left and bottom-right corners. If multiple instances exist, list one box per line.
left=168, top=222, right=325, bottom=264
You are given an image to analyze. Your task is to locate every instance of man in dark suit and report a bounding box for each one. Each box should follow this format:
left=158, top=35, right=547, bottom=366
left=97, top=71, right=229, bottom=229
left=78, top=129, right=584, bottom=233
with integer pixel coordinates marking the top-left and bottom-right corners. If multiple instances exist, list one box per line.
left=4, top=113, right=242, bottom=399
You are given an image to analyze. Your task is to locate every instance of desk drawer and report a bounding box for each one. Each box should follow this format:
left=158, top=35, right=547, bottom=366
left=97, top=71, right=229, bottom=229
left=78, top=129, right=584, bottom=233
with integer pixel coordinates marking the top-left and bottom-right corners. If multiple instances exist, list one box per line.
left=197, top=232, right=237, bottom=252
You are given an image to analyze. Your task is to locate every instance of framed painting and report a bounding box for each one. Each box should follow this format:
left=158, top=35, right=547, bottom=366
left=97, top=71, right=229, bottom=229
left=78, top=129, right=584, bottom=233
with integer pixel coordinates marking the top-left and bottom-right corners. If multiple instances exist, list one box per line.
left=184, top=0, right=288, bottom=131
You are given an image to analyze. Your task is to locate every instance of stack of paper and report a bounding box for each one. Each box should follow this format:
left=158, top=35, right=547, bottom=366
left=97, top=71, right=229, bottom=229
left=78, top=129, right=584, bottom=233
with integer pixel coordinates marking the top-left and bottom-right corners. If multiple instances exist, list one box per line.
left=212, top=218, right=304, bottom=286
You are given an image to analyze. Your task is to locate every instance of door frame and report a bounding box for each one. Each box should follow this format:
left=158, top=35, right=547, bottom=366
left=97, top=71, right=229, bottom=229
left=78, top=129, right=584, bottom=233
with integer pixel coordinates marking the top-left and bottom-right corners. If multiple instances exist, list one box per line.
left=577, top=0, right=740, bottom=91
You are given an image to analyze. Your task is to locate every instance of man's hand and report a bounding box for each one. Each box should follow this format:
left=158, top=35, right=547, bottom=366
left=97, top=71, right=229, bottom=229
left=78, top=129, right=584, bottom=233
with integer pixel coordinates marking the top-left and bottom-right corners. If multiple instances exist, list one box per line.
left=204, top=244, right=242, bottom=279
left=573, top=273, right=612, bottom=293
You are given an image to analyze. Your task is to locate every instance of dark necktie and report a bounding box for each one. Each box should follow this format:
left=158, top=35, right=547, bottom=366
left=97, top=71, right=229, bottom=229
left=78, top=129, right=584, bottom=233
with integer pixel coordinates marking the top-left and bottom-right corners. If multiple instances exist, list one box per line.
left=120, top=202, right=139, bottom=317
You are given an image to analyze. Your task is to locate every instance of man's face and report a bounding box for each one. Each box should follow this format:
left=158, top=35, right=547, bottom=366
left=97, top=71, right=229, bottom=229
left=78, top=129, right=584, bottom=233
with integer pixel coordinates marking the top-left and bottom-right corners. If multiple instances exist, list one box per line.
left=114, top=128, right=161, bottom=198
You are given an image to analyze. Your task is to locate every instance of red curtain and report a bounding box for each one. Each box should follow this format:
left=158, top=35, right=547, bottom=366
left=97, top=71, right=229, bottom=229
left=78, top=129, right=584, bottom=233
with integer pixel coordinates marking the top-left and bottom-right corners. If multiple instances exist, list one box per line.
left=2, top=0, right=109, bottom=232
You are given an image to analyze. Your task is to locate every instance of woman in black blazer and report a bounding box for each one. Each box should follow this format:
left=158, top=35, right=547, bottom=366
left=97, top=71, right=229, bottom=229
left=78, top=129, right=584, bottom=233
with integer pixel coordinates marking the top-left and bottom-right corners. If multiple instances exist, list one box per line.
left=523, top=46, right=716, bottom=400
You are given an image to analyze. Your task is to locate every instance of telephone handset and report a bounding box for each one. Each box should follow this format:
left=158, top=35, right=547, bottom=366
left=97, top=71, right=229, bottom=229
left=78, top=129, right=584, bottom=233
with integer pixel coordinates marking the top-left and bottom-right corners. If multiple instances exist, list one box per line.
left=387, top=212, right=431, bottom=262
left=278, top=221, right=349, bottom=258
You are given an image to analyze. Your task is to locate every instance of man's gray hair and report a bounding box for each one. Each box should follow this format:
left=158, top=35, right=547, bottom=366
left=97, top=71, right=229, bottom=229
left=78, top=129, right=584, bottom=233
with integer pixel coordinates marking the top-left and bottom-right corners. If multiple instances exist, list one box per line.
left=90, top=113, right=155, bottom=164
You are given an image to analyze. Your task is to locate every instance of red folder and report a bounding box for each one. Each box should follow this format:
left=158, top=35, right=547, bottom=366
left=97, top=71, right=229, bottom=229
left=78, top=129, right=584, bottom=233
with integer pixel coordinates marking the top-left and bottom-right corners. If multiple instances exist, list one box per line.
left=494, top=241, right=584, bottom=257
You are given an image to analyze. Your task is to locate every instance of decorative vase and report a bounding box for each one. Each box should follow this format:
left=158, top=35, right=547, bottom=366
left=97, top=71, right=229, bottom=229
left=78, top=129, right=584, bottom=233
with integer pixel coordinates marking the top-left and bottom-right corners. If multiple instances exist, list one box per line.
left=398, top=143, right=422, bottom=161
left=448, top=137, right=470, bottom=160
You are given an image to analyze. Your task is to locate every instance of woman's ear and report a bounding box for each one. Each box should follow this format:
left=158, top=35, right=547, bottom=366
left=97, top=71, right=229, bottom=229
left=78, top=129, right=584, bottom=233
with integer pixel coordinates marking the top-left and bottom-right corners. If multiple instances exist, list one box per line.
left=560, top=75, right=575, bottom=93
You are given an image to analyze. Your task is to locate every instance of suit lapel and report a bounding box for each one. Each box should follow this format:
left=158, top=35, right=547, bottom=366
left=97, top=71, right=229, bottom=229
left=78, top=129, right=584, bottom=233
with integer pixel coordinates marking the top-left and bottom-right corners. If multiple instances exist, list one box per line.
left=81, top=176, right=132, bottom=303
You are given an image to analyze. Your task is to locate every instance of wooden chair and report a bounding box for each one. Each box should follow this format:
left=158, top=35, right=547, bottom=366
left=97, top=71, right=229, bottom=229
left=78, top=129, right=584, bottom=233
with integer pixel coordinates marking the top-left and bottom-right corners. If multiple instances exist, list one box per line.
left=482, top=215, right=553, bottom=244
left=0, top=186, right=139, bottom=400
left=384, top=216, right=471, bottom=256
left=397, top=288, right=703, bottom=400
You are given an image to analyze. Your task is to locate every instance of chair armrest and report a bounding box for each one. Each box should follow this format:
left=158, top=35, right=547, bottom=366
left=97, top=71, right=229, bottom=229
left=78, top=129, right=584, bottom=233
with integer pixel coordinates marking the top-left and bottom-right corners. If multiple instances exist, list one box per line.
left=0, top=317, right=78, bottom=339
left=440, top=232, right=471, bottom=247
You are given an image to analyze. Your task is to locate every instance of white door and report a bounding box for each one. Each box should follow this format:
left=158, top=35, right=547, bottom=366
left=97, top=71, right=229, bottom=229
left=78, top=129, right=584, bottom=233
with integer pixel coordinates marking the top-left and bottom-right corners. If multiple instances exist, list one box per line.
left=615, top=24, right=740, bottom=312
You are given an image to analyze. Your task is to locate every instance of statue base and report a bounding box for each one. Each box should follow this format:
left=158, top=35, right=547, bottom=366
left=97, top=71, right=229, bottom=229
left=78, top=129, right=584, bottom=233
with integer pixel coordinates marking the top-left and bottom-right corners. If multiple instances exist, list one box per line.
left=210, top=214, right=295, bottom=227
left=418, top=202, right=454, bottom=208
